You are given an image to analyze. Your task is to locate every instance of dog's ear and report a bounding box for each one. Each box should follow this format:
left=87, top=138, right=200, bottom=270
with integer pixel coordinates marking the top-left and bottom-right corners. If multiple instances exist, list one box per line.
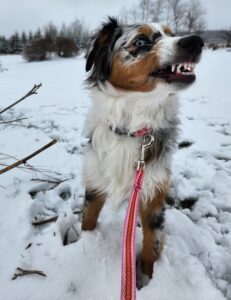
left=162, top=25, right=175, bottom=37
left=86, top=17, right=122, bottom=83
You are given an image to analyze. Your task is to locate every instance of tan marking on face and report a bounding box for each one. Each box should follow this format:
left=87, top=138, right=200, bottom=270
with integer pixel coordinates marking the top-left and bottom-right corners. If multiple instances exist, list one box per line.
left=162, top=25, right=174, bottom=36
left=108, top=47, right=161, bottom=92
left=124, top=25, right=156, bottom=60
left=138, top=25, right=156, bottom=37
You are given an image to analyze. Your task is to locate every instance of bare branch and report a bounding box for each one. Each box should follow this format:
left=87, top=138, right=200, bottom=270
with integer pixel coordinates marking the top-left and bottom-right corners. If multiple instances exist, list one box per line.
left=32, top=209, right=82, bottom=226
left=0, top=117, right=28, bottom=125
left=0, top=83, right=42, bottom=115
left=30, top=178, right=69, bottom=185
left=0, top=139, right=57, bottom=175
left=12, top=267, right=46, bottom=280
left=0, top=160, right=67, bottom=182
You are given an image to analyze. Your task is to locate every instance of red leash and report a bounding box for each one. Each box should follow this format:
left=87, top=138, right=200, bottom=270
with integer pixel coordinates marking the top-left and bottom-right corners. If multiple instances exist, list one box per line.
left=120, top=135, right=154, bottom=300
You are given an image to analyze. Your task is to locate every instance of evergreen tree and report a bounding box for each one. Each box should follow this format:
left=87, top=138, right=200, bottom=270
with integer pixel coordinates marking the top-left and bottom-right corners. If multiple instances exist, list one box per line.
left=21, top=31, right=27, bottom=46
left=9, top=32, right=23, bottom=53
left=0, top=36, right=10, bottom=54
left=28, top=31, right=34, bottom=42
left=34, top=28, right=42, bottom=40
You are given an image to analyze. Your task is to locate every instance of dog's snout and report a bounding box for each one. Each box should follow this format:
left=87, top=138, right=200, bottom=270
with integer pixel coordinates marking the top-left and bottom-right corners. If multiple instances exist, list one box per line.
left=177, top=35, right=204, bottom=54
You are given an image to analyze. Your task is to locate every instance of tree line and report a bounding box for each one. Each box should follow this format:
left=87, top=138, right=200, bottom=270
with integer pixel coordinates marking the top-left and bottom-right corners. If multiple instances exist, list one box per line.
left=0, top=20, right=90, bottom=61
left=120, top=0, right=206, bottom=33
left=0, top=3, right=230, bottom=62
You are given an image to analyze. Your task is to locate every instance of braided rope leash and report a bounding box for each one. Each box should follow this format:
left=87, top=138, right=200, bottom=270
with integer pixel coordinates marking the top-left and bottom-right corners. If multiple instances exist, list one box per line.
left=121, top=134, right=154, bottom=300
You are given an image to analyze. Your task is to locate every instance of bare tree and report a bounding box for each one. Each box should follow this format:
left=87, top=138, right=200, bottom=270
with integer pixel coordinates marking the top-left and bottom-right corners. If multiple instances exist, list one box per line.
left=139, top=0, right=153, bottom=22
left=130, top=5, right=141, bottom=23
left=150, top=0, right=166, bottom=23
left=65, top=19, right=90, bottom=49
left=59, top=23, right=68, bottom=38
left=119, top=7, right=130, bottom=24
left=118, top=0, right=207, bottom=35
left=129, top=5, right=141, bottom=23
left=185, top=0, right=206, bottom=33
left=167, top=0, right=187, bottom=33
left=43, top=22, right=58, bottom=54
left=120, top=0, right=166, bottom=24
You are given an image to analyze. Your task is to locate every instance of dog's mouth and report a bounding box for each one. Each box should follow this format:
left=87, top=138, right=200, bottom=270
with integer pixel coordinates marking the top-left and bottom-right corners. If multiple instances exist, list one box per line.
left=151, top=62, right=196, bottom=84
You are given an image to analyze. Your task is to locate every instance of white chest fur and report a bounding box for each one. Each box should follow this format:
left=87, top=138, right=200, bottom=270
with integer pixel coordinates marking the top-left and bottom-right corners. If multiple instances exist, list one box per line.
left=83, top=82, right=179, bottom=208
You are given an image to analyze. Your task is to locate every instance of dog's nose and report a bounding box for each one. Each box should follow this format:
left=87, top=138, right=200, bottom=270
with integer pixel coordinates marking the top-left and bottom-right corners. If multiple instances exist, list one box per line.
left=177, top=35, right=204, bottom=54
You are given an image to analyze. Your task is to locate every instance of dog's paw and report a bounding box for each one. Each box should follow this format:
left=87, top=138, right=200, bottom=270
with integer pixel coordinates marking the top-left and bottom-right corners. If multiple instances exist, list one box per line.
left=136, top=254, right=151, bottom=290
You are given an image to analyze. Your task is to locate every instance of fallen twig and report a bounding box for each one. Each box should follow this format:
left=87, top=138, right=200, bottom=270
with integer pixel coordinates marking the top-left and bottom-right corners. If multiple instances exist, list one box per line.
left=0, top=117, right=28, bottom=125
left=0, top=83, right=42, bottom=115
left=30, top=178, right=69, bottom=185
left=32, top=209, right=82, bottom=226
left=0, top=161, right=69, bottom=182
left=12, top=267, right=46, bottom=280
left=0, top=139, right=57, bottom=175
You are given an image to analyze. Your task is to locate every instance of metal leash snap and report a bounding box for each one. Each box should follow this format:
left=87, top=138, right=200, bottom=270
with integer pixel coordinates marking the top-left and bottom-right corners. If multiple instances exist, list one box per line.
left=137, top=134, right=154, bottom=170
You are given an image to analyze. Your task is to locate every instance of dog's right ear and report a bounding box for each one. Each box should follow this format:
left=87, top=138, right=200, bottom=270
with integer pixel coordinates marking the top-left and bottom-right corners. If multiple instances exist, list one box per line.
left=86, top=17, right=122, bottom=84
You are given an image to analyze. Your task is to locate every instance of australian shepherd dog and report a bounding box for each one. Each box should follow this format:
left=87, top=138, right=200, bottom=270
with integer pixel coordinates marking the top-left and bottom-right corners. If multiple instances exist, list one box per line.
left=81, top=17, right=203, bottom=285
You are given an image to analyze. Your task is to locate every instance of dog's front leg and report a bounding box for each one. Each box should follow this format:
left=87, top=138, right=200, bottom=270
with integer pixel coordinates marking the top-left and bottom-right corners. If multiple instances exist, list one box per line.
left=139, top=190, right=166, bottom=278
left=82, top=189, right=106, bottom=231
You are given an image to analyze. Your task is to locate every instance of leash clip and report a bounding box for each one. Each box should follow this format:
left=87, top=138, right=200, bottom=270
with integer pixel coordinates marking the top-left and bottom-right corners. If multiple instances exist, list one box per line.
left=137, top=134, right=154, bottom=170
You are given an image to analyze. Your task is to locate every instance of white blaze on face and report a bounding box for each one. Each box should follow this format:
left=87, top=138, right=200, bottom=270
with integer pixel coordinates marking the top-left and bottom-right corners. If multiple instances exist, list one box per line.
left=148, top=23, right=181, bottom=66
left=157, top=36, right=181, bottom=66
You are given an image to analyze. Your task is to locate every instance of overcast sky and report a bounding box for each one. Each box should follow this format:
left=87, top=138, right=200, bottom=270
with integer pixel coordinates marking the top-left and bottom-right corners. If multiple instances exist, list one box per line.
left=1, top=0, right=230, bottom=37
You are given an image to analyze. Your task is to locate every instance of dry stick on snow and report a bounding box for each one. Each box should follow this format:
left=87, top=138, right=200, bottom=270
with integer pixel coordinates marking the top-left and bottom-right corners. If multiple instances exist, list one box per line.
left=0, top=117, right=28, bottom=124
left=12, top=267, right=46, bottom=280
left=0, top=83, right=42, bottom=115
left=30, top=178, right=69, bottom=185
left=32, top=209, right=82, bottom=227
left=0, top=139, right=57, bottom=175
left=0, top=161, right=67, bottom=182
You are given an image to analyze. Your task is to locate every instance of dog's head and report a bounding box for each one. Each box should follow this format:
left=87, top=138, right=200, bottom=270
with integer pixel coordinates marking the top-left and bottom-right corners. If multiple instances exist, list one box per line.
left=86, top=17, right=204, bottom=92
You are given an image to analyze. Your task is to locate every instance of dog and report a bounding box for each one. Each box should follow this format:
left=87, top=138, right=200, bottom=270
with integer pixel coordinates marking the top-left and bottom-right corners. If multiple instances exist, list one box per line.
left=81, top=17, right=203, bottom=283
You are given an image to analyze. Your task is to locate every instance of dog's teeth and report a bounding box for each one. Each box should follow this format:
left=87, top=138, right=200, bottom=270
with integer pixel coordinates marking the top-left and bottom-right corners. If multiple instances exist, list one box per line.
left=177, top=65, right=181, bottom=73
left=171, top=65, right=175, bottom=72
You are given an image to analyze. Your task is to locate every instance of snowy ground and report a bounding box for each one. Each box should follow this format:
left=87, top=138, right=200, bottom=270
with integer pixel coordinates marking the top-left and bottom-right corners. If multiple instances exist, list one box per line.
left=0, top=50, right=230, bottom=300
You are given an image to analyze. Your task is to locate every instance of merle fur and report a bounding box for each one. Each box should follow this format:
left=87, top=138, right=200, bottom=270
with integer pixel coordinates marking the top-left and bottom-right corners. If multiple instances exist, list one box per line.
left=145, top=117, right=179, bottom=163
left=130, top=32, right=162, bottom=57
left=86, top=17, right=122, bottom=85
left=149, top=207, right=165, bottom=230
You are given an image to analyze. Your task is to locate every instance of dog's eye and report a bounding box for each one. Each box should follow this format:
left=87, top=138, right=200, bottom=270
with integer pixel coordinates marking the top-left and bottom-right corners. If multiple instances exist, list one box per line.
left=135, top=39, right=147, bottom=47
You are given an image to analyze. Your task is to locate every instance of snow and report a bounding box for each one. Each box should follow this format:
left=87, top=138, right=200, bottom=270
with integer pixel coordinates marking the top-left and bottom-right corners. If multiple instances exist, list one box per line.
left=0, top=49, right=231, bottom=300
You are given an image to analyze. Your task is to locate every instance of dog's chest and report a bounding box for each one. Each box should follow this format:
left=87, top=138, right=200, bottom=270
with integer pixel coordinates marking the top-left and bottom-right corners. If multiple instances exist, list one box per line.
left=83, top=89, right=179, bottom=207
left=86, top=126, right=170, bottom=207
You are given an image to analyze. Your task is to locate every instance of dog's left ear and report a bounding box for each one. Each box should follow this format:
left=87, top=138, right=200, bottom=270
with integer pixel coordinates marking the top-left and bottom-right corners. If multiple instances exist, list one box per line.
left=86, top=17, right=122, bottom=83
